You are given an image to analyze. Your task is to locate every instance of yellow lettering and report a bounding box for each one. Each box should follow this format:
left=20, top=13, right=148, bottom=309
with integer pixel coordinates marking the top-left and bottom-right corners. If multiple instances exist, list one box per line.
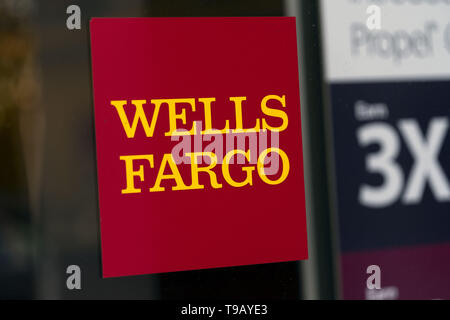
left=157, top=98, right=197, bottom=136
left=199, top=98, right=230, bottom=134
left=111, top=100, right=162, bottom=138
left=230, top=96, right=260, bottom=133
left=150, top=154, right=190, bottom=192
left=261, top=95, right=288, bottom=132
left=257, top=148, right=290, bottom=185
left=186, top=152, right=222, bottom=189
left=120, top=155, right=154, bottom=194
left=222, top=149, right=254, bottom=187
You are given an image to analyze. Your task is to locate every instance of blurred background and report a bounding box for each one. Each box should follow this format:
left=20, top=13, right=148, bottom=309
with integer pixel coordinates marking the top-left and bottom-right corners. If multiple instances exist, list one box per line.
left=0, top=0, right=449, bottom=299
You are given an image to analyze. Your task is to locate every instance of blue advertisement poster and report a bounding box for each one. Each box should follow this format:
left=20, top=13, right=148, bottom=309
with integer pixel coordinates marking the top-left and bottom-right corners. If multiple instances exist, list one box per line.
left=321, top=0, right=450, bottom=299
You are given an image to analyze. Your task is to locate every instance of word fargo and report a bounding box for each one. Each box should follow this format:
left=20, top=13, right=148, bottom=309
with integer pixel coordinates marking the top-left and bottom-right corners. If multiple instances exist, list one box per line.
left=90, top=17, right=307, bottom=277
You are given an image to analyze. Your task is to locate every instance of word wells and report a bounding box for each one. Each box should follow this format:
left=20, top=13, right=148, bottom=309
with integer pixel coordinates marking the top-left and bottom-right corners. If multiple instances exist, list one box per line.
left=111, top=95, right=292, bottom=194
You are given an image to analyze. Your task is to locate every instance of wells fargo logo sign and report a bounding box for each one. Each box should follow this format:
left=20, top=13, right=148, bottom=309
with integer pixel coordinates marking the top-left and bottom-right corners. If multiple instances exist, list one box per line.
left=90, top=17, right=308, bottom=277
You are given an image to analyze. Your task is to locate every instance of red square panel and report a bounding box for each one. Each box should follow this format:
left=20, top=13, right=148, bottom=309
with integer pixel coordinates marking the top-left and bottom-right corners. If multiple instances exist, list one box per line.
left=90, top=17, right=307, bottom=277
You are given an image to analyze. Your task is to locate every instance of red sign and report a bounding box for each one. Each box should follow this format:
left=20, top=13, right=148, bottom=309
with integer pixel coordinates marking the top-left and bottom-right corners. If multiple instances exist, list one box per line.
left=90, top=17, right=307, bottom=278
